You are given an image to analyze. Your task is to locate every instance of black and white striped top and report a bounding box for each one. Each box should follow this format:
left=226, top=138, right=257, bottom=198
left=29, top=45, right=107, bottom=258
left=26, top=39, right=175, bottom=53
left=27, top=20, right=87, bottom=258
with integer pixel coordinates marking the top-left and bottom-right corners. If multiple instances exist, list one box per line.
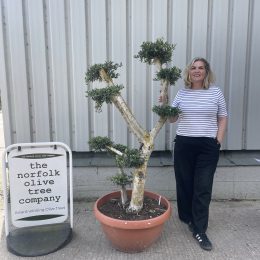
left=172, top=86, right=228, bottom=138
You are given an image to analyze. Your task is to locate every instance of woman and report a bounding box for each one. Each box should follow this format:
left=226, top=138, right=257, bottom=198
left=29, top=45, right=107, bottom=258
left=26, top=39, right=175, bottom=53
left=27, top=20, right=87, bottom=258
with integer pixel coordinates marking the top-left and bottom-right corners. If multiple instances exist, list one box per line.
left=169, top=57, right=227, bottom=251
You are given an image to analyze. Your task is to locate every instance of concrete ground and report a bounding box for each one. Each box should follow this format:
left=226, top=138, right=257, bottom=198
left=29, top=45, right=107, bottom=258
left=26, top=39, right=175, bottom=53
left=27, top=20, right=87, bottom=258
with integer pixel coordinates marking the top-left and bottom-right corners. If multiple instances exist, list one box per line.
left=1, top=200, right=260, bottom=259
left=1, top=111, right=260, bottom=259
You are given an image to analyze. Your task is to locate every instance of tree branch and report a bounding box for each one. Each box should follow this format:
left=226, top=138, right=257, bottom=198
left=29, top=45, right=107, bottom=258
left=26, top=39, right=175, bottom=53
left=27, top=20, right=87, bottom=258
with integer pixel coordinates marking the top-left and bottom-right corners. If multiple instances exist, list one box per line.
left=112, top=94, right=146, bottom=142
left=99, top=68, right=146, bottom=142
left=150, top=117, right=167, bottom=141
left=150, top=60, right=169, bottom=141
left=106, top=145, right=123, bottom=156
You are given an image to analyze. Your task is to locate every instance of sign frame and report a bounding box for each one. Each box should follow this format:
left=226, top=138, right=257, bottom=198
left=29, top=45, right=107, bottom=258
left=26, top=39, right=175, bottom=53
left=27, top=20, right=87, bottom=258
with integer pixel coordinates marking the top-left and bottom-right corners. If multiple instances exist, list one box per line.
left=2, top=142, right=73, bottom=236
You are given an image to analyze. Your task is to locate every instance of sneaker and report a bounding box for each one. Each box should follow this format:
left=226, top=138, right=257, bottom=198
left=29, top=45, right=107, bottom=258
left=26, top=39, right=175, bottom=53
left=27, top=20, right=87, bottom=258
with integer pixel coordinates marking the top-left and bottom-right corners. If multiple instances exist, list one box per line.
left=188, top=222, right=194, bottom=233
left=193, top=233, right=213, bottom=251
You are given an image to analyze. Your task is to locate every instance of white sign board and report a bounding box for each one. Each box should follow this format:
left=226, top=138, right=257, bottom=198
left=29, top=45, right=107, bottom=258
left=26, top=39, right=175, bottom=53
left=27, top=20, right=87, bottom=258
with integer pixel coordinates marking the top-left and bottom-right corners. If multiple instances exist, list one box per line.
left=8, top=146, right=68, bottom=227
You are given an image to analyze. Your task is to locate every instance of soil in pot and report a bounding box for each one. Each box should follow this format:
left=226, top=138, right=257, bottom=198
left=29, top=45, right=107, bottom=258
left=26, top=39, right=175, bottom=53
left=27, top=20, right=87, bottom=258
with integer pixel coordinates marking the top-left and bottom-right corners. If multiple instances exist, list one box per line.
left=99, top=196, right=167, bottom=220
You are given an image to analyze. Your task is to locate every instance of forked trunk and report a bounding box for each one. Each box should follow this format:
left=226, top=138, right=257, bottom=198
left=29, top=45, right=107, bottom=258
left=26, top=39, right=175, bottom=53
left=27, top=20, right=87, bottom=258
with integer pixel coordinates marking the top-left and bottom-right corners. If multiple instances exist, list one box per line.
left=127, top=144, right=152, bottom=212
left=128, top=167, right=147, bottom=212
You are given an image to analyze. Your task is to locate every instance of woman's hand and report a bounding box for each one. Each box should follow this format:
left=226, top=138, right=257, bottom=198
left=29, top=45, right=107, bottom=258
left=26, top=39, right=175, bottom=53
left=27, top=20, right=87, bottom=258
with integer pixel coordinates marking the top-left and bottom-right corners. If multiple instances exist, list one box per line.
left=168, top=115, right=179, bottom=123
left=216, top=116, right=227, bottom=144
left=158, top=95, right=168, bottom=103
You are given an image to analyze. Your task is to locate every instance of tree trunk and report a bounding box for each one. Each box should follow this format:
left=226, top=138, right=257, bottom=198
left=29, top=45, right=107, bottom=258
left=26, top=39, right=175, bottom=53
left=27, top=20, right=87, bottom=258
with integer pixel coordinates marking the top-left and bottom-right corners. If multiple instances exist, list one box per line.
left=120, top=185, right=128, bottom=207
left=127, top=165, right=147, bottom=212
left=127, top=141, right=153, bottom=212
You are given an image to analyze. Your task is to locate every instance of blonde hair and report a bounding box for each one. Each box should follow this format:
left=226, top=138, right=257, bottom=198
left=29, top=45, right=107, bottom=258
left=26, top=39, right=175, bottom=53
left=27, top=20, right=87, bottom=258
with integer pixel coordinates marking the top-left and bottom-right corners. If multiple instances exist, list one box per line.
left=183, top=57, right=215, bottom=89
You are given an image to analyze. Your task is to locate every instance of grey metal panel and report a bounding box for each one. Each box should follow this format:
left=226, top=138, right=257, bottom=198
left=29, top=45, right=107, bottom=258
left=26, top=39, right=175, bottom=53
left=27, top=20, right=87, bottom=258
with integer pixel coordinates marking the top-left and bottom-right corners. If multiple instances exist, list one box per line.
left=90, top=0, right=109, bottom=139
left=68, top=0, right=89, bottom=151
left=210, top=0, right=229, bottom=150
left=5, top=0, right=31, bottom=143
left=26, top=0, right=50, bottom=142
left=130, top=0, right=148, bottom=148
left=150, top=0, right=168, bottom=151
left=110, top=0, right=128, bottom=146
left=246, top=0, right=260, bottom=149
left=190, top=0, right=208, bottom=58
left=0, top=0, right=260, bottom=151
left=227, top=0, right=249, bottom=150
left=47, top=0, right=71, bottom=145
left=168, top=0, right=189, bottom=150
left=0, top=1, right=12, bottom=145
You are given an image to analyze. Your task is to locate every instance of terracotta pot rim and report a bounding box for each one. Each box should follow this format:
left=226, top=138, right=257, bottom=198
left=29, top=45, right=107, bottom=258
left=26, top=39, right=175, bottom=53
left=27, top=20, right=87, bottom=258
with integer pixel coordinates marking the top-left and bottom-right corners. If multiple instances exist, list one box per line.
left=94, top=190, right=171, bottom=230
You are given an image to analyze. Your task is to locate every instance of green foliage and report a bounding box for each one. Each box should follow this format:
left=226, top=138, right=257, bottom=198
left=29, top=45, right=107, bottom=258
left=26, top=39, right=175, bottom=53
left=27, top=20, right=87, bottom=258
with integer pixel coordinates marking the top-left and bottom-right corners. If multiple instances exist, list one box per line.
left=152, top=105, right=181, bottom=118
left=89, top=136, right=144, bottom=188
left=86, top=85, right=124, bottom=112
left=109, top=174, right=133, bottom=187
left=155, top=67, right=182, bottom=85
left=85, top=61, right=122, bottom=84
left=115, top=147, right=144, bottom=168
left=88, top=136, right=113, bottom=152
left=89, top=137, right=144, bottom=168
left=124, top=148, right=144, bottom=168
left=134, top=38, right=175, bottom=65
left=108, top=144, right=144, bottom=168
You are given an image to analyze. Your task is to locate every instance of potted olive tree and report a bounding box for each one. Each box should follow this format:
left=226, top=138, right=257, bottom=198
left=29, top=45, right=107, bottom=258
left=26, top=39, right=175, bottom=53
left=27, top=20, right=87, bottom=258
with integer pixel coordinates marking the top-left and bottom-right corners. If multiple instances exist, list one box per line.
left=85, top=39, right=181, bottom=252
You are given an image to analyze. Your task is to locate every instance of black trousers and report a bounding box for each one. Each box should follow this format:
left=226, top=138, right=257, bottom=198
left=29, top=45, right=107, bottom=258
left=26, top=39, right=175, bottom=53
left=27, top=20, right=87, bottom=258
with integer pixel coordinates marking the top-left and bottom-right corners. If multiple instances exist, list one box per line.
left=173, top=135, right=220, bottom=233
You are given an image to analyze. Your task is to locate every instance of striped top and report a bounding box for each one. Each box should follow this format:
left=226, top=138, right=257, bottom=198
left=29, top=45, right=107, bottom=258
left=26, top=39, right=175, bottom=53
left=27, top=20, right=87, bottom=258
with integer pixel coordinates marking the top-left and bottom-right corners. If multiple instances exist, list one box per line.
left=172, top=86, right=228, bottom=138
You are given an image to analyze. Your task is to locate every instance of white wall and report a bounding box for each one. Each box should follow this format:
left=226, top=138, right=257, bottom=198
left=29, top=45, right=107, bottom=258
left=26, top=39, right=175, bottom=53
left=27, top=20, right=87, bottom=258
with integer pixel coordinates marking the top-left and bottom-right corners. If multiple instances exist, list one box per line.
left=0, top=0, right=259, bottom=151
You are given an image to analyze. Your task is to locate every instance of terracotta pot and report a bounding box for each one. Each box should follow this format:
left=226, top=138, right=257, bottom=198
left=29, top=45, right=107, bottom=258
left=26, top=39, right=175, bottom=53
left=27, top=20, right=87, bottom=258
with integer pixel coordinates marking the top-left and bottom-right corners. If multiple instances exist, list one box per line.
left=93, top=190, right=171, bottom=253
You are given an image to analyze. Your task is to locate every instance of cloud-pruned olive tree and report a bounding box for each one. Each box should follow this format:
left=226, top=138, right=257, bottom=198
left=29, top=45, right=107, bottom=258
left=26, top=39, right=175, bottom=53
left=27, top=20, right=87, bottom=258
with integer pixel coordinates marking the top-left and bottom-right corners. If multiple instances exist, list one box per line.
left=86, top=38, right=181, bottom=213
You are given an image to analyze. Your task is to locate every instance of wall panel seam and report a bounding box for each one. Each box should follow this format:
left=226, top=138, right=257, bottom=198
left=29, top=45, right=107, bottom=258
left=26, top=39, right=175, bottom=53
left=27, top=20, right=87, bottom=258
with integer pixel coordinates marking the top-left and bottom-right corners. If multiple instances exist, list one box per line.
left=106, top=0, right=112, bottom=139
left=126, top=0, right=132, bottom=147
left=85, top=0, right=93, bottom=141
left=186, top=0, right=193, bottom=63
left=22, top=0, right=33, bottom=142
left=242, top=0, right=254, bottom=149
left=224, top=0, right=234, bottom=147
left=146, top=0, right=152, bottom=133
left=43, top=0, right=53, bottom=142
left=165, top=0, right=173, bottom=150
left=64, top=0, right=73, bottom=148
left=206, top=0, right=213, bottom=60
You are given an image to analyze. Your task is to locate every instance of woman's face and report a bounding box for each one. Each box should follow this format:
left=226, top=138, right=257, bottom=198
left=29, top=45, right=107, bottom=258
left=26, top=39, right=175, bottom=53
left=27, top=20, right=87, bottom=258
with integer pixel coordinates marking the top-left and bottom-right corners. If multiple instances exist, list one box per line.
left=189, top=60, right=207, bottom=85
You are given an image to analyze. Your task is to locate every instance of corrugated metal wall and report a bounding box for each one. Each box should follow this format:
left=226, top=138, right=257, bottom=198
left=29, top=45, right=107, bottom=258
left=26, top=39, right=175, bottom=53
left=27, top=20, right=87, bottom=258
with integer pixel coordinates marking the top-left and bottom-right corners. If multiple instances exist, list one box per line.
left=0, top=0, right=260, bottom=151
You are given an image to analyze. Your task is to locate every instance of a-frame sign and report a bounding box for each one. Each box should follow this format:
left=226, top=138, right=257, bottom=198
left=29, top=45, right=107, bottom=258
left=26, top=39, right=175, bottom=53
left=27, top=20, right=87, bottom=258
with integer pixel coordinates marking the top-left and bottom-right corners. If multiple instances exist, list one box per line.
left=2, top=142, right=73, bottom=256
